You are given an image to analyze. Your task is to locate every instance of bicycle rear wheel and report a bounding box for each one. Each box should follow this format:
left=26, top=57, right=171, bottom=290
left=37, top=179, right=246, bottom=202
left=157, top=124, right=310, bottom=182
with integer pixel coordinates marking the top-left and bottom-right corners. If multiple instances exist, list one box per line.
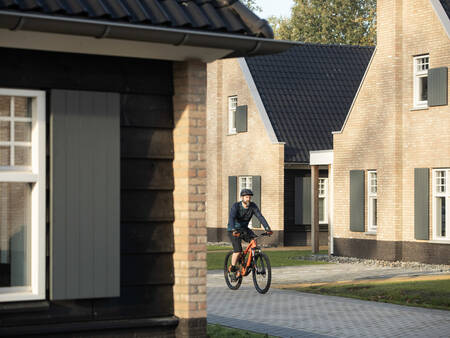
left=224, top=251, right=242, bottom=290
left=252, top=253, right=271, bottom=294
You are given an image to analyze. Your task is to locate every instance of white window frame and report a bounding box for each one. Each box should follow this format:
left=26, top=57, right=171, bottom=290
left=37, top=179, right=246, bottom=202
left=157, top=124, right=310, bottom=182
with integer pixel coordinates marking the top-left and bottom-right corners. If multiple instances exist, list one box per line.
left=368, top=170, right=377, bottom=232
left=318, top=178, right=328, bottom=224
left=432, top=169, right=450, bottom=241
left=413, top=55, right=429, bottom=109
left=228, top=96, right=238, bottom=134
left=0, top=88, right=46, bottom=302
left=238, top=176, right=253, bottom=227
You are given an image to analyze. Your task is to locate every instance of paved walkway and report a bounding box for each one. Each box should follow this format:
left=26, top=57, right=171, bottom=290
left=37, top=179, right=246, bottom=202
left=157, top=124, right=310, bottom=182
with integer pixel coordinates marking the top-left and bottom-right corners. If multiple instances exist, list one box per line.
left=207, top=264, right=450, bottom=337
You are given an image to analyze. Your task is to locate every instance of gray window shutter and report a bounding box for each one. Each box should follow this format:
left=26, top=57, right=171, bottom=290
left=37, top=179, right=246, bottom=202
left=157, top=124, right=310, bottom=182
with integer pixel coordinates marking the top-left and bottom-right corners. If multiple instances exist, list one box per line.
left=229, top=176, right=237, bottom=212
left=50, top=90, right=120, bottom=300
left=235, top=105, right=248, bottom=133
left=295, top=176, right=311, bottom=225
left=428, top=67, right=448, bottom=107
left=252, top=176, right=261, bottom=228
left=414, top=168, right=430, bottom=240
left=350, top=170, right=365, bottom=232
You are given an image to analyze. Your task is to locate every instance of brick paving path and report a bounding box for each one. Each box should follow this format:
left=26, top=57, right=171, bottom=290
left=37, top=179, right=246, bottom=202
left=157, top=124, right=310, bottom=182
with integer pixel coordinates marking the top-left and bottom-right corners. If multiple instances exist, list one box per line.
left=207, top=265, right=450, bottom=337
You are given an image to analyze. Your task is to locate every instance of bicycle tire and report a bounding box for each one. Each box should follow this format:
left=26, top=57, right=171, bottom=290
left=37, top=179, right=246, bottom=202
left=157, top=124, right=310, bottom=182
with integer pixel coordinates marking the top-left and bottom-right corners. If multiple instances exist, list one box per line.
left=252, top=253, right=271, bottom=294
left=224, top=251, right=242, bottom=290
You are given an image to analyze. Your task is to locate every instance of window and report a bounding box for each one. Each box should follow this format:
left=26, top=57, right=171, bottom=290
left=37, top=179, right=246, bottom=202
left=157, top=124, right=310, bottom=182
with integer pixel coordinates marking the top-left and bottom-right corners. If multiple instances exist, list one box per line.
left=368, top=171, right=377, bottom=232
left=433, top=169, right=449, bottom=240
left=238, top=176, right=252, bottom=227
left=318, top=178, right=328, bottom=224
left=228, top=96, right=238, bottom=134
left=0, top=89, right=46, bottom=302
left=413, top=55, right=429, bottom=108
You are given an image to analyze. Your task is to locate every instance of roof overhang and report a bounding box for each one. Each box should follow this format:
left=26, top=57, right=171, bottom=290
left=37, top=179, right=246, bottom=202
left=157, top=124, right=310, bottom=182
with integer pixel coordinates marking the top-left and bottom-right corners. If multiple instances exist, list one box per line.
left=0, top=10, right=292, bottom=62
left=430, top=0, right=450, bottom=39
left=310, top=150, right=333, bottom=165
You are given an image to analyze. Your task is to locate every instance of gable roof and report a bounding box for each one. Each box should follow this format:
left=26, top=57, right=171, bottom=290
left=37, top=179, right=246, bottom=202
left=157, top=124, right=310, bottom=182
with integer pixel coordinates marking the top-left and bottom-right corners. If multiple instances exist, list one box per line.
left=244, top=44, right=374, bottom=163
left=440, top=0, right=450, bottom=18
left=0, top=0, right=290, bottom=59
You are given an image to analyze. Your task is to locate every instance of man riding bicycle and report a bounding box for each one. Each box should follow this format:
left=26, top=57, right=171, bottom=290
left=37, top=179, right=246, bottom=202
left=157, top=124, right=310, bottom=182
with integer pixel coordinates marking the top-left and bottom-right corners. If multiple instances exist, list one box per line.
left=228, top=189, right=272, bottom=278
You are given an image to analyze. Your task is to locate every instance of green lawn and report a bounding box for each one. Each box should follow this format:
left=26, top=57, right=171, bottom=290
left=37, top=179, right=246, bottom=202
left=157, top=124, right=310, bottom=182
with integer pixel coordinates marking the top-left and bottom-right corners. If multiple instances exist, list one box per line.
left=291, top=279, right=450, bottom=311
left=207, top=245, right=233, bottom=251
left=207, top=324, right=274, bottom=337
left=208, top=249, right=329, bottom=270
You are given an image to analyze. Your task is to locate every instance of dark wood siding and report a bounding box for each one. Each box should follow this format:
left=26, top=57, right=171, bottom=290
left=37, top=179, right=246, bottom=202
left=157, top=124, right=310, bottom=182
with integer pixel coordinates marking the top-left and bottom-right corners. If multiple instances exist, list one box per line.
left=0, top=48, right=174, bottom=328
left=284, top=168, right=328, bottom=246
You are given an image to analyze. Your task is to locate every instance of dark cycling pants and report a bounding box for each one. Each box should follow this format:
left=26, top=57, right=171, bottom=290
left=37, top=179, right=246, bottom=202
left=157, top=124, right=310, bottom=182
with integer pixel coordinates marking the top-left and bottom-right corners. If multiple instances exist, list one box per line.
left=228, top=228, right=256, bottom=253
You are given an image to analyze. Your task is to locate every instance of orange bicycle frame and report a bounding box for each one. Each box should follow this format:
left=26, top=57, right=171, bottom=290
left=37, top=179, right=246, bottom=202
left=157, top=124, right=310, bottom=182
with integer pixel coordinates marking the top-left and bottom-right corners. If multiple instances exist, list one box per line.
left=239, top=238, right=258, bottom=277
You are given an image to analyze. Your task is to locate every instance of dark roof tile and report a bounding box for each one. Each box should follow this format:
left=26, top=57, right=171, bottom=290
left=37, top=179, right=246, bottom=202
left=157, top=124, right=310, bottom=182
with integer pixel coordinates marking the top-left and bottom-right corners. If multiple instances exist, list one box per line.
left=440, top=0, right=450, bottom=19
left=245, top=44, right=374, bottom=163
left=0, top=0, right=265, bottom=36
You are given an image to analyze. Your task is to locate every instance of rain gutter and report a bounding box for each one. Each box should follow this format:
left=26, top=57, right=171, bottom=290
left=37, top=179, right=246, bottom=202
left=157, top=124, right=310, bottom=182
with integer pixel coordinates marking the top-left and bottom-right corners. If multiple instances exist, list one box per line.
left=0, top=10, right=293, bottom=58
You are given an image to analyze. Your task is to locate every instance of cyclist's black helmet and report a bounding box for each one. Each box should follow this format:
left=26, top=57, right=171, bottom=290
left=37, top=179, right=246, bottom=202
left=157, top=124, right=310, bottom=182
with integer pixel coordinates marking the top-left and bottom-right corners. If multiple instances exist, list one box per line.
left=240, top=189, right=253, bottom=196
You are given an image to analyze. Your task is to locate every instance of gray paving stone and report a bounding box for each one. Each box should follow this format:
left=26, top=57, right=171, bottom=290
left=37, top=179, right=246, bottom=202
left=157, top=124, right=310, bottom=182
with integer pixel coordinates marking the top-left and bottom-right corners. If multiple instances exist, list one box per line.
left=207, top=283, right=450, bottom=338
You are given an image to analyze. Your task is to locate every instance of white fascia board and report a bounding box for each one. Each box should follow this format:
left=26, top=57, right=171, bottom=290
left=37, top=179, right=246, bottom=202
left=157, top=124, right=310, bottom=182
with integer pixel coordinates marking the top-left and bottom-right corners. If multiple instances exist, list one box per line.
left=238, top=58, right=282, bottom=144
left=430, top=0, right=450, bottom=39
left=0, top=29, right=232, bottom=62
left=310, top=150, right=333, bottom=165
left=332, top=47, right=377, bottom=135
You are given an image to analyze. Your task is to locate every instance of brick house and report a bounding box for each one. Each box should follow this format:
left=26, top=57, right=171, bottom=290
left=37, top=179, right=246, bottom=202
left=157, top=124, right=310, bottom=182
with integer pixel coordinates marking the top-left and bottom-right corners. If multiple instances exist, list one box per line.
left=332, top=0, right=450, bottom=264
left=207, top=44, right=373, bottom=247
left=0, top=1, right=292, bottom=336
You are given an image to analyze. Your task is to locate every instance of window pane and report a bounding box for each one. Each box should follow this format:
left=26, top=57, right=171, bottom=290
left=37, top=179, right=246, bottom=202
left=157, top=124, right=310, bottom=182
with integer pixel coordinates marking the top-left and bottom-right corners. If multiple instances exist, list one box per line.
left=0, top=121, right=10, bottom=142
left=0, top=147, right=10, bottom=166
left=0, top=182, right=31, bottom=287
left=14, top=122, right=31, bottom=142
left=14, top=97, right=32, bottom=118
left=0, top=96, right=10, bottom=117
left=436, top=197, right=446, bottom=237
left=14, top=146, right=31, bottom=167
left=373, top=198, right=377, bottom=227
left=319, top=198, right=325, bottom=222
left=436, top=171, right=446, bottom=193
left=419, top=77, right=428, bottom=101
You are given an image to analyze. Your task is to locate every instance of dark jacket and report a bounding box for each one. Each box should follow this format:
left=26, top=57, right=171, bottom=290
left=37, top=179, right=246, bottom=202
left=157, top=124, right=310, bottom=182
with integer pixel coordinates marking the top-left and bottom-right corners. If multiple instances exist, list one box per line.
left=227, top=201, right=271, bottom=231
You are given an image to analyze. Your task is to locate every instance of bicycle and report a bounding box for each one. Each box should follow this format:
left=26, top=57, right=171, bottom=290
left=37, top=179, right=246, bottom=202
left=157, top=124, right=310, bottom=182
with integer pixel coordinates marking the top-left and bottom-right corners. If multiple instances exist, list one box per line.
left=223, top=231, right=272, bottom=294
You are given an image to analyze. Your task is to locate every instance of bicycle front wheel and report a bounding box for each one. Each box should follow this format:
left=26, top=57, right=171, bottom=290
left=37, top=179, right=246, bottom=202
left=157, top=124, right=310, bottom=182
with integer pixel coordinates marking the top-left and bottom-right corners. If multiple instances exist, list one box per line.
left=224, top=251, right=242, bottom=290
left=252, top=253, right=271, bottom=294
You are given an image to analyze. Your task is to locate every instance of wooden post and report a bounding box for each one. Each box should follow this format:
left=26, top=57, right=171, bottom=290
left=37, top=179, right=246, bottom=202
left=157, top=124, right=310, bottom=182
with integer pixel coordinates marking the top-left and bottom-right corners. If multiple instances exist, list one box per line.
left=311, top=165, right=319, bottom=253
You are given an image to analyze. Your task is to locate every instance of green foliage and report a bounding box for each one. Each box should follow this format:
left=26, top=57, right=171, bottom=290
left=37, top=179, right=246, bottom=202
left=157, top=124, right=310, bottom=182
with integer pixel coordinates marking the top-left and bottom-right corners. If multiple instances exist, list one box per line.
left=208, top=249, right=329, bottom=270
left=207, top=324, right=273, bottom=337
left=295, top=279, right=450, bottom=311
left=240, top=0, right=262, bottom=13
left=269, top=0, right=376, bottom=46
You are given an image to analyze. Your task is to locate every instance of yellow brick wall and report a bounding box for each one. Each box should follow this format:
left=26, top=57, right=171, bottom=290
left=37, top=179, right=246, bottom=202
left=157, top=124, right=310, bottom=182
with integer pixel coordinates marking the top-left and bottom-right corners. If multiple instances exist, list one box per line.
left=206, top=58, right=285, bottom=235
left=172, top=61, right=207, bottom=321
left=333, top=0, right=450, bottom=244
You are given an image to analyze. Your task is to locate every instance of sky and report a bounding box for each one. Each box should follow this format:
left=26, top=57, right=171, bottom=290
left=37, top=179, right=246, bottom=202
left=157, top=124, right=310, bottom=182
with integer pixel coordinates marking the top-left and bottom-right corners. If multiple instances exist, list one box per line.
left=257, top=0, right=294, bottom=19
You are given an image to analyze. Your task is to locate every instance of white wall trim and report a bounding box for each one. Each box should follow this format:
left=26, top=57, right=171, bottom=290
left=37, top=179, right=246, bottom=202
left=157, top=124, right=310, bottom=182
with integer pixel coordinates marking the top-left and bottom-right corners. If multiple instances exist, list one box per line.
left=430, top=0, right=450, bottom=40
left=332, top=47, right=377, bottom=135
left=238, top=58, right=281, bottom=144
left=310, top=150, right=333, bottom=165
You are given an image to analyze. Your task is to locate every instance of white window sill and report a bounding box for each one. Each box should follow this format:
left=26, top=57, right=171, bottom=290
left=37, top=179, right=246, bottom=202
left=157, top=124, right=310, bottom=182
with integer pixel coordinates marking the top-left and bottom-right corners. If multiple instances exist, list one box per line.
left=0, top=292, right=45, bottom=302
left=365, top=231, right=377, bottom=235
left=430, top=239, right=450, bottom=244
left=410, top=106, right=429, bottom=111
left=227, top=131, right=237, bottom=136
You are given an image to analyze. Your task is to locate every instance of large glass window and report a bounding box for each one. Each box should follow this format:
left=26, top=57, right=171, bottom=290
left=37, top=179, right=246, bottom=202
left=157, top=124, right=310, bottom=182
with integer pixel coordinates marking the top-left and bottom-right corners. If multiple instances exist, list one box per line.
left=318, top=178, right=328, bottom=224
left=228, top=96, right=238, bottom=134
left=413, top=55, right=429, bottom=108
left=433, top=169, right=449, bottom=240
left=368, top=171, right=377, bottom=232
left=0, top=89, right=45, bottom=302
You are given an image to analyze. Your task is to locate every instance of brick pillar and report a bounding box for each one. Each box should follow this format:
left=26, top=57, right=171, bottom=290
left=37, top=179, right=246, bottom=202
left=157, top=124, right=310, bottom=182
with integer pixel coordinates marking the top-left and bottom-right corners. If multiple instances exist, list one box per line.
left=172, top=60, right=207, bottom=338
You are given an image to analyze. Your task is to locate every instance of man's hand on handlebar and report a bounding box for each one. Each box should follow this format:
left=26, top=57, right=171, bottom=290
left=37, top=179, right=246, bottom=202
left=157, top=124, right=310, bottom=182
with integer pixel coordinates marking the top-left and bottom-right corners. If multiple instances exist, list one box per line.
left=232, top=230, right=241, bottom=237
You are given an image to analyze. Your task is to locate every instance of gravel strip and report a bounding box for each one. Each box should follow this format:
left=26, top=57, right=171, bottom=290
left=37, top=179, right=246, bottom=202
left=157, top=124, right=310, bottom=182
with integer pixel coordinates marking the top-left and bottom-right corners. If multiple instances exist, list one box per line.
left=295, top=254, right=450, bottom=272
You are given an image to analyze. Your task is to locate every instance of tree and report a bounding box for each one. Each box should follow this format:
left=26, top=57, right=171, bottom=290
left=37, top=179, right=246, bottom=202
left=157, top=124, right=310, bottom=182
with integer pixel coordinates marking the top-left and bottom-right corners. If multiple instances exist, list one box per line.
left=241, top=0, right=262, bottom=13
left=269, top=0, right=376, bottom=46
